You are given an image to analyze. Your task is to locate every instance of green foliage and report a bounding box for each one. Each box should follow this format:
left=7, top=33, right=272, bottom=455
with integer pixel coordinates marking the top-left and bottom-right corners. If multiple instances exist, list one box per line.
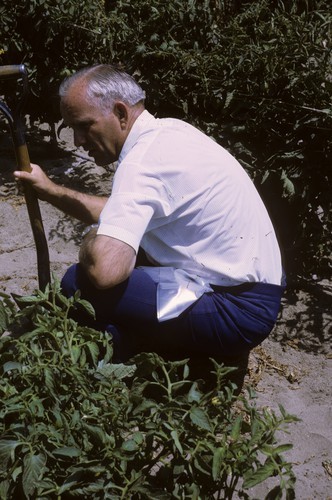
left=0, top=0, right=331, bottom=281
left=0, top=279, right=298, bottom=498
left=0, top=0, right=110, bottom=122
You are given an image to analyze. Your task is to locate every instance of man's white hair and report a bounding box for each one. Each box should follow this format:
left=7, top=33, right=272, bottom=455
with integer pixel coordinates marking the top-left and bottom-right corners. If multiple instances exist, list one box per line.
left=59, top=64, right=146, bottom=111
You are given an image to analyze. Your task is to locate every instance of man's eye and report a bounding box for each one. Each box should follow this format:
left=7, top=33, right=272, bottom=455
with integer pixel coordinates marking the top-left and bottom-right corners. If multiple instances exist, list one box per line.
left=80, top=123, right=91, bottom=130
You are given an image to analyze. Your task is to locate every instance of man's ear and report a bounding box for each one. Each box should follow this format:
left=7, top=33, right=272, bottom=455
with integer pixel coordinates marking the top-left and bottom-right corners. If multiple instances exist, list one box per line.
left=113, top=101, right=129, bottom=129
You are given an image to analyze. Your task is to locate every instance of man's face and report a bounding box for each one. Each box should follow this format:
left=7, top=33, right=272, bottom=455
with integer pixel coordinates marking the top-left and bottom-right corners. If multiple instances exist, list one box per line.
left=60, top=80, right=125, bottom=166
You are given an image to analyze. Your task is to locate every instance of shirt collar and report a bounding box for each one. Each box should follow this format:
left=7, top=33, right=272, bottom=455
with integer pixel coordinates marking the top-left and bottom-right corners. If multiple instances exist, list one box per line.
left=118, top=109, right=155, bottom=164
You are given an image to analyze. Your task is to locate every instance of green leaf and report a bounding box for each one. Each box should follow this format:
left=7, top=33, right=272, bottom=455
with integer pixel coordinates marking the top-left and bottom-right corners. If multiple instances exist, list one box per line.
left=212, top=447, right=225, bottom=481
left=97, top=362, right=136, bottom=380
left=14, top=294, right=41, bottom=304
left=171, top=430, right=183, bottom=454
left=76, top=299, right=96, bottom=318
left=22, top=453, right=47, bottom=498
left=188, top=382, right=202, bottom=403
left=132, top=352, right=164, bottom=377
left=3, top=361, right=22, bottom=373
left=68, top=365, right=89, bottom=389
left=82, top=423, right=107, bottom=447
left=0, top=301, right=9, bottom=332
left=0, top=440, right=20, bottom=472
left=243, top=463, right=276, bottom=488
left=122, top=439, right=139, bottom=452
left=281, top=169, right=295, bottom=197
left=132, top=399, right=155, bottom=415
left=132, top=431, right=144, bottom=445
left=28, top=397, right=45, bottom=418
left=194, top=455, right=211, bottom=476
left=71, top=345, right=81, bottom=363
left=224, top=90, right=235, bottom=108
left=53, top=446, right=82, bottom=457
left=57, top=470, right=85, bottom=494
left=190, top=407, right=212, bottom=431
left=0, top=480, right=10, bottom=499
left=173, top=464, right=185, bottom=476
left=12, top=466, right=22, bottom=481
left=272, top=443, right=293, bottom=455
left=44, top=367, right=55, bottom=392
left=87, top=341, right=99, bottom=365
left=80, top=345, right=89, bottom=368
left=230, top=416, right=242, bottom=440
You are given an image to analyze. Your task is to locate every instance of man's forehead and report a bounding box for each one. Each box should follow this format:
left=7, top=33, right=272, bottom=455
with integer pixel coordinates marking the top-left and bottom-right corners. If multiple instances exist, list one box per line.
left=60, top=85, right=94, bottom=123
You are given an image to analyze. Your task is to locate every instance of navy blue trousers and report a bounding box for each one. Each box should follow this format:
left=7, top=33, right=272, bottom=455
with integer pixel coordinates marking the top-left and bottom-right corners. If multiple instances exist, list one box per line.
left=61, top=264, right=285, bottom=362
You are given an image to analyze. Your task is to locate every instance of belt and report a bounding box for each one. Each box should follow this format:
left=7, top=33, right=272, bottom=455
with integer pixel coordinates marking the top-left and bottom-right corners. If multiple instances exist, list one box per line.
left=211, top=282, right=285, bottom=295
left=210, top=282, right=257, bottom=293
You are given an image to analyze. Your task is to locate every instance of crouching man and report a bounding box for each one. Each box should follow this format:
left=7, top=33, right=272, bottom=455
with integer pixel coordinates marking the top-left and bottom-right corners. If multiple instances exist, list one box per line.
left=15, top=64, right=285, bottom=363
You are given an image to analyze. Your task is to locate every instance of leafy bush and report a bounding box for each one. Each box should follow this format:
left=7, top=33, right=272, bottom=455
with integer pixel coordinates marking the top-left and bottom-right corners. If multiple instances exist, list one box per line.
left=0, top=0, right=331, bottom=281
left=0, top=0, right=110, bottom=123
left=0, top=279, right=297, bottom=498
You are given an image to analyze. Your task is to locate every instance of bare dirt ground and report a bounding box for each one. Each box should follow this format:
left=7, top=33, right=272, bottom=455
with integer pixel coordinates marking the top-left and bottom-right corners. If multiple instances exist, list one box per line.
left=0, top=125, right=331, bottom=498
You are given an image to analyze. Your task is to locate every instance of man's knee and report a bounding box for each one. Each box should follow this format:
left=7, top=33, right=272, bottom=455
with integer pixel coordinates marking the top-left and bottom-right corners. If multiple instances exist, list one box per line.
left=61, top=263, right=81, bottom=297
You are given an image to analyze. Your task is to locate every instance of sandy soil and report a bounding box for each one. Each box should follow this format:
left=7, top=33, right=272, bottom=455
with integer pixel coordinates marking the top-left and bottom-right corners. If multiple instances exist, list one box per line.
left=0, top=125, right=331, bottom=498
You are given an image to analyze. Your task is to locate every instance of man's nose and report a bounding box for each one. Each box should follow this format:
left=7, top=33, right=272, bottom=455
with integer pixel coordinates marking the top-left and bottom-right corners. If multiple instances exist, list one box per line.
left=73, top=129, right=86, bottom=147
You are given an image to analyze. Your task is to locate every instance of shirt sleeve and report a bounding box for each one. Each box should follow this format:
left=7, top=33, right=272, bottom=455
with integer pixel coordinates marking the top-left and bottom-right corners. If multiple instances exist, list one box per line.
left=97, top=174, right=172, bottom=252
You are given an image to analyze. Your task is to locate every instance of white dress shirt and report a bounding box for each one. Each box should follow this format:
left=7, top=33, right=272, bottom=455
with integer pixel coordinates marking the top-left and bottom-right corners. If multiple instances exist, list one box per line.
left=98, top=110, right=283, bottom=320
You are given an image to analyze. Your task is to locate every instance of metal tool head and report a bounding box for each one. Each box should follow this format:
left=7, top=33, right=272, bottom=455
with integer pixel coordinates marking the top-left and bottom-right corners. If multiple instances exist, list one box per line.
left=0, top=64, right=27, bottom=80
left=0, top=64, right=29, bottom=133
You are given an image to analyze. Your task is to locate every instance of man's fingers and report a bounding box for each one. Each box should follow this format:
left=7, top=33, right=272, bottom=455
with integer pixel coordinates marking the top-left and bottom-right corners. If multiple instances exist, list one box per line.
left=13, top=170, right=30, bottom=181
left=13, top=164, right=54, bottom=201
left=14, top=164, right=41, bottom=179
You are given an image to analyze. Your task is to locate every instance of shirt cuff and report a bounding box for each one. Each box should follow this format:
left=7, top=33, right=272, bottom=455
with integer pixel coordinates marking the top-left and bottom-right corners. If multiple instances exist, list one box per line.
left=97, top=223, right=140, bottom=252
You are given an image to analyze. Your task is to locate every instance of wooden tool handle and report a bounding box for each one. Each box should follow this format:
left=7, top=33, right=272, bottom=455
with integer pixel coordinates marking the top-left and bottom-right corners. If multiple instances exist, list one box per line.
left=15, top=143, right=51, bottom=290
left=0, top=63, right=51, bottom=290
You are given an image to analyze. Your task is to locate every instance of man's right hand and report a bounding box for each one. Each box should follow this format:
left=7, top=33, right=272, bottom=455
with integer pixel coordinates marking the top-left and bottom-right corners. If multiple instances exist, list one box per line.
left=14, top=163, right=56, bottom=200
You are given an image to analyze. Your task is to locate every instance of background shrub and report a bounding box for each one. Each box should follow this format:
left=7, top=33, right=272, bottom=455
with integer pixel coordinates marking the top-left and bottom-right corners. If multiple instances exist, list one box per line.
left=0, top=0, right=331, bottom=284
